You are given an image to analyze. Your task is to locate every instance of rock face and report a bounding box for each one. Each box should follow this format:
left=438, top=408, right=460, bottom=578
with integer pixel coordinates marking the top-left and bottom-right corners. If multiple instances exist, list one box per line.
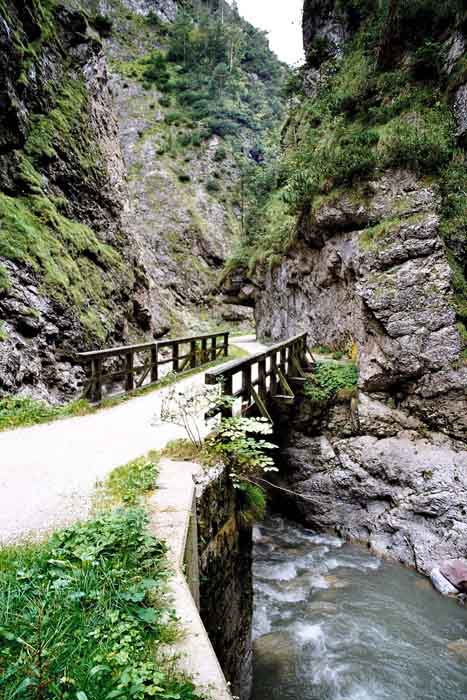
left=239, top=0, right=467, bottom=576
left=84, top=0, right=256, bottom=337
left=276, top=413, right=467, bottom=575
left=255, top=172, right=466, bottom=440
left=0, top=1, right=151, bottom=400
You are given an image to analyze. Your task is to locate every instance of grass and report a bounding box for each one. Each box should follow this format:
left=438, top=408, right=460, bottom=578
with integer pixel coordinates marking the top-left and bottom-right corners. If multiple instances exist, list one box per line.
left=94, top=453, right=160, bottom=509
left=0, top=344, right=249, bottom=432
left=0, top=507, right=204, bottom=700
left=0, top=449, right=206, bottom=699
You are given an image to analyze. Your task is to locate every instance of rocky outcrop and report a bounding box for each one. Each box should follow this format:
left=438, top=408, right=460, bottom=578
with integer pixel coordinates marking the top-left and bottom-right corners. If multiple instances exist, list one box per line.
left=84, top=0, right=255, bottom=337
left=0, top=1, right=151, bottom=400
left=245, top=0, right=467, bottom=580
left=254, top=172, right=466, bottom=439
left=277, top=417, right=467, bottom=575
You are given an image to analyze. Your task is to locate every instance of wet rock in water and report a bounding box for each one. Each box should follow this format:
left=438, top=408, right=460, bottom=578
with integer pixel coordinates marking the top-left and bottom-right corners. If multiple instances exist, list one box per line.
left=253, top=631, right=296, bottom=678
left=447, top=639, right=467, bottom=660
left=323, top=574, right=348, bottom=589
left=306, top=601, right=337, bottom=616
left=430, top=567, right=459, bottom=596
left=440, top=559, right=467, bottom=593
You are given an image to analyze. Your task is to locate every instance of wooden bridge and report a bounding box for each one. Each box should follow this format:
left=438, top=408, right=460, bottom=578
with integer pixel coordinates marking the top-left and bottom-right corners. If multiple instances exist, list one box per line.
left=79, top=331, right=230, bottom=403
left=205, top=332, right=311, bottom=421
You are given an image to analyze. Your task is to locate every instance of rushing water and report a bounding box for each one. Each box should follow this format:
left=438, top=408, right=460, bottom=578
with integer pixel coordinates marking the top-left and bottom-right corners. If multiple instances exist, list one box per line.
left=252, top=514, right=467, bottom=700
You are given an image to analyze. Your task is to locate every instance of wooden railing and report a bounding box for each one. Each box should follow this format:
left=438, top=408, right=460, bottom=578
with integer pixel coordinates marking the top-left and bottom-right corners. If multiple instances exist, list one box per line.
left=205, top=333, right=309, bottom=421
left=79, top=331, right=229, bottom=403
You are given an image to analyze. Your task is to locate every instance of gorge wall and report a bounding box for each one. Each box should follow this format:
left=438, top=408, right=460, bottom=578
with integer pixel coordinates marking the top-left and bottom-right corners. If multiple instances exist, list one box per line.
left=0, top=0, right=286, bottom=400
left=0, top=0, right=151, bottom=400
left=225, top=0, right=467, bottom=574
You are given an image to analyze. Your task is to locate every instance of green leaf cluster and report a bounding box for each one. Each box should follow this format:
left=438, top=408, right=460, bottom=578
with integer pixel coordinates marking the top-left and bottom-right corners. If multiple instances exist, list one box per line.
left=0, top=508, right=204, bottom=700
left=304, top=361, right=358, bottom=403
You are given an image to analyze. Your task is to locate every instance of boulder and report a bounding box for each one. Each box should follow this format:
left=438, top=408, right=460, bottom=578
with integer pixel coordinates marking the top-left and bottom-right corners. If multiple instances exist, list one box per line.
left=430, top=567, right=459, bottom=596
left=440, top=559, right=467, bottom=593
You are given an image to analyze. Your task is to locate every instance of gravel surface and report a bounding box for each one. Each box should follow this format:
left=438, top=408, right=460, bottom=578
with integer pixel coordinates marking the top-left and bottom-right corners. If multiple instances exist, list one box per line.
left=0, top=337, right=266, bottom=545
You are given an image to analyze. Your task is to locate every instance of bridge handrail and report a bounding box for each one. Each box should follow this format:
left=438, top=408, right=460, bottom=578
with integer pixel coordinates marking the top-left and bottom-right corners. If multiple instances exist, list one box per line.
left=205, top=332, right=308, bottom=419
left=79, top=331, right=230, bottom=403
left=78, top=331, right=229, bottom=360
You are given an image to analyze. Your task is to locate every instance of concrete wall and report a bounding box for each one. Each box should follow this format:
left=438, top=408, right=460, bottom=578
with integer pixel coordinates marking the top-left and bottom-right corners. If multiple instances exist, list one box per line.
left=197, top=468, right=253, bottom=700
left=148, top=459, right=233, bottom=700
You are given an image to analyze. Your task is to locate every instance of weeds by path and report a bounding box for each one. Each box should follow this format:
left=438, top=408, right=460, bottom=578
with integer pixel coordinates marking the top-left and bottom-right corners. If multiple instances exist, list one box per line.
left=0, top=456, right=206, bottom=700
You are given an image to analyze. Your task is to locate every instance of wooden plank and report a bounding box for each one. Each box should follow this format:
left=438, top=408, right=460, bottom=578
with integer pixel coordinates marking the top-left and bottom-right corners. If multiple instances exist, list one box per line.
left=92, top=358, right=103, bottom=403
left=78, top=331, right=229, bottom=360
left=190, top=341, right=197, bottom=369
left=173, top=342, right=180, bottom=373
left=251, top=386, right=273, bottom=423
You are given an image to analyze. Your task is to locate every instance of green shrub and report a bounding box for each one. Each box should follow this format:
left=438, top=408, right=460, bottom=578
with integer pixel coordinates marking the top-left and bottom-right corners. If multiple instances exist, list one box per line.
left=0, top=508, right=204, bottom=699
left=143, top=51, right=170, bottom=90
left=101, top=455, right=158, bottom=505
left=165, top=111, right=184, bottom=125
left=379, top=108, right=455, bottom=173
left=237, top=483, right=267, bottom=527
left=0, top=263, right=10, bottom=292
left=206, top=178, right=220, bottom=193
left=90, top=13, right=113, bottom=36
left=304, top=361, right=358, bottom=402
left=159, top=94, right=171, bottom=108
left=214, top=147, right=227, bottom=162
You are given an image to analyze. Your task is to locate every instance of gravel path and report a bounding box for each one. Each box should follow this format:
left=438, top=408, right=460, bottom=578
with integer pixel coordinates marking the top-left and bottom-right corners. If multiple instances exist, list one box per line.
left=0, top=335, right=266, bottom=545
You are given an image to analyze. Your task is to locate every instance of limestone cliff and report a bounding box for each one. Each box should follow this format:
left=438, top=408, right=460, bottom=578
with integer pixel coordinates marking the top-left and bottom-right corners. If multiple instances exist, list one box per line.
left=0, top=0, right=286, bottom=400
left=225, top=0, right=467, bottom=572
left=0, top=0, right=151, bottom=399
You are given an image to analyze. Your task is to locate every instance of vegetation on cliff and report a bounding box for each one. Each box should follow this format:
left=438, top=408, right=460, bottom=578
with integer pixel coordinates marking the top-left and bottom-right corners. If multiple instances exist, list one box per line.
left=229, top=0, right=467, bottom=354
left=0, top=1, right=136, bottom=345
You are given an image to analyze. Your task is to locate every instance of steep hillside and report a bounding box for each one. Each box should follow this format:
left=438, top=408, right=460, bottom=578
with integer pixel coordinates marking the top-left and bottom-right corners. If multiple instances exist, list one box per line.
left=224, top=1, right=467, bottom=570
left=0, top=0, right=288, bottom=400
left=81, top=0, right=288, bottom=336
left=0, top=0, right=151, bottom=400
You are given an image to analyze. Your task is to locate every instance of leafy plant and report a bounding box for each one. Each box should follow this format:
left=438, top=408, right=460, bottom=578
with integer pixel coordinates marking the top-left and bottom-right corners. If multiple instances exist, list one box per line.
left=0, top=508, right=204, bottom=700
left=237, top=482, right=267, bottom=527
left=206, top=416, right=278, bottom=483
left=304, top=361, right=358, bottom=402
left=98, top=455, right=159, bottom=505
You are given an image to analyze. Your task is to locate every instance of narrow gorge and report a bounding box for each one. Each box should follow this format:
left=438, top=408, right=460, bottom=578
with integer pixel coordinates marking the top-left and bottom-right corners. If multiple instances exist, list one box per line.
left=1, top=1, right=467, bottom=699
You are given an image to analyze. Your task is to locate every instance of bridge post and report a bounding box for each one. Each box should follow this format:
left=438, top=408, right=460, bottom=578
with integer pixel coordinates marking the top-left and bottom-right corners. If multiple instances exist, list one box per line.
left=258, top=357, right=267, bottom=401
left=151, top=346, right=159, bottom=383
left=221, top=376, right=233, bottom=418
left=211, top=336, right=217, bottom=361
left=223, top=333, right=229, bottom=357
left=91, top=358, right=103, bottom=403
left=201, top=338, right=208, bottom=363
left=190, top=340, right=197, bottom=368
left=172, top=342, right=179, bottom=372
left=125, top=352, right=134, bottom=392
left=241, top=365, right=252, bottom=410
left=270, top=351, right=278, bottom=396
